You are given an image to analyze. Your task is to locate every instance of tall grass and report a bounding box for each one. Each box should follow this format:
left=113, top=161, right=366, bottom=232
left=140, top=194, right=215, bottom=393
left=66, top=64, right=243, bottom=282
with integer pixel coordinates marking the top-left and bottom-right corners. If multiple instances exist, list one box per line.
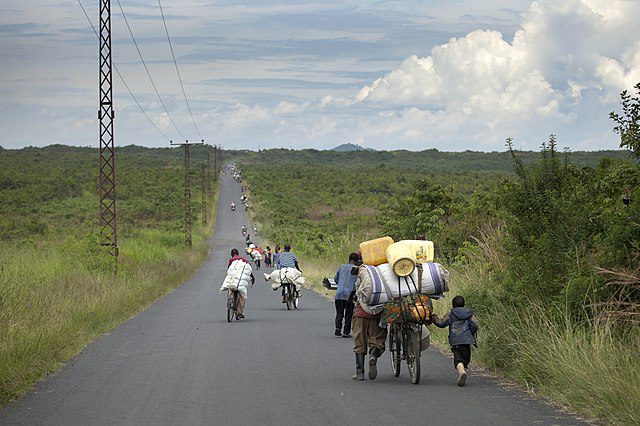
left=430, top=260, right=640, bottom=425
left=0, top=190, right=219, bottom=405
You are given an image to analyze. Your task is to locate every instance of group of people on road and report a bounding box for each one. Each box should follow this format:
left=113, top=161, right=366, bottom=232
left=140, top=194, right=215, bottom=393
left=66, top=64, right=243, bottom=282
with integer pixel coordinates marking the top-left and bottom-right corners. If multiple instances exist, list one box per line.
left=332, top=251, right=479, bottom=386
left=225, top=165, right=478, bottom=387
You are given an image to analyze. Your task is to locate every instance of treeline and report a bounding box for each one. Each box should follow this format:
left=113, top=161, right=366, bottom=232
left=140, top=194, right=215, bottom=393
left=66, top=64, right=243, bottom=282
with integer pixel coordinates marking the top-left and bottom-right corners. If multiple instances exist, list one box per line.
left=0, top=144, right=215, bottom=241
left=232, top=146, right=628, bottom=172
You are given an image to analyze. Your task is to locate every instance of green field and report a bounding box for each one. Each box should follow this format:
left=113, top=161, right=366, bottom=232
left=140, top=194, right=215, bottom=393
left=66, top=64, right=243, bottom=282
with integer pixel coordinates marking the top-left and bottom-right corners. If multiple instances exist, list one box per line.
left=0, top=145, right=219, bottom=405
left=238, top=142, right=639, bottom=425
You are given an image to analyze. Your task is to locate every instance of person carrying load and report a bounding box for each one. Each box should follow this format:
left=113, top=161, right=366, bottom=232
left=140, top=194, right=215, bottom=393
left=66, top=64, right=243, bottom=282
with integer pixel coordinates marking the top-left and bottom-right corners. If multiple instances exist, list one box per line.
left=223, top=248, right=255, bottom=319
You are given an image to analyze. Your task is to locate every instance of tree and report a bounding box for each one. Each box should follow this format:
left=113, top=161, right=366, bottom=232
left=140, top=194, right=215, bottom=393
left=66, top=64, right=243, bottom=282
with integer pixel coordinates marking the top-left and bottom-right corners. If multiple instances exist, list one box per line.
left=610, top=82, right=640, bottom=157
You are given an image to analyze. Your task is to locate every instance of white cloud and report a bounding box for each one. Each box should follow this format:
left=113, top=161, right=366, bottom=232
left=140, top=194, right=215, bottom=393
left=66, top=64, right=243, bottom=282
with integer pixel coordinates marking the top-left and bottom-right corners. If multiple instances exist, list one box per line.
left=355, top=0, right=640, bottom=125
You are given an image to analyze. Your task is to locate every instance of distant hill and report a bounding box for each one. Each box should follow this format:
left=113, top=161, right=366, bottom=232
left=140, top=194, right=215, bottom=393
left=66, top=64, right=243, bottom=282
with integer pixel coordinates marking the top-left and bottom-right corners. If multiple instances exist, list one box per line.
left=331, top=143, right=375, bottom=152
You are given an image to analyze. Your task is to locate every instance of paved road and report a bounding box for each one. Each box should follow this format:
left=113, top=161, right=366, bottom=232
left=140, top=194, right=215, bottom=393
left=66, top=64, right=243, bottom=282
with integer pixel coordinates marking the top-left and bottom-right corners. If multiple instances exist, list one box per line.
left=1, top=174, right=581, bottom=425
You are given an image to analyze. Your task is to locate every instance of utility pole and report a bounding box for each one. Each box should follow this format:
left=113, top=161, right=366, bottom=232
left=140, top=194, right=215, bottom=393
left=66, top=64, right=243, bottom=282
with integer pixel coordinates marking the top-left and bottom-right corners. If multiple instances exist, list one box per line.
left=98, top=0, right=118, bottom=269
left=200, top=163, right=207, bottom=226
left=213, top=144, right=218, bottom=181
left=171, top=140, right=203, bottom=246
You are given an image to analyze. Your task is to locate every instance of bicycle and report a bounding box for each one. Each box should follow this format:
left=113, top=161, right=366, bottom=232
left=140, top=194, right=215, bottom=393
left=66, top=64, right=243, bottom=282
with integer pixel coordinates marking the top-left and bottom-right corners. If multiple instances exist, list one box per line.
left=389, top=322, right=422, bottom=384
left=226, top=289, right=240, bottom=322
left=282, top=282, right=299, bottom=310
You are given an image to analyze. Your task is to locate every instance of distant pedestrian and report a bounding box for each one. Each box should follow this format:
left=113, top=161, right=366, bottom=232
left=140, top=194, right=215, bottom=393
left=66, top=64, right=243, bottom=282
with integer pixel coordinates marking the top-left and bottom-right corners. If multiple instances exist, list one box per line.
left=333, top=253, right=359, bottom=338
left=273, top=246, right=281, bottom=269
left=264, top=246, right=272, bottom=267
left=431, top=295, right=479, bottom=386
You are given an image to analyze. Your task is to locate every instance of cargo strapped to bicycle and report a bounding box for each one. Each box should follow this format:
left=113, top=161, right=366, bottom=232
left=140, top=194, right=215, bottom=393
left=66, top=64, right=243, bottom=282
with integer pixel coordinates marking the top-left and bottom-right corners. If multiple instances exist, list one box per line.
left=378, top=265, right=430, bottom=325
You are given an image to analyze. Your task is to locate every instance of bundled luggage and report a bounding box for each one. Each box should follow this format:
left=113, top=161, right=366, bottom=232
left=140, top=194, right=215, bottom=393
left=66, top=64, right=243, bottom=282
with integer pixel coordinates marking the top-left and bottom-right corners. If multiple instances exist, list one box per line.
left=264, top=267, right=306, bottom=290
left=220, top=260, right=253, bottom=298
left=357, top=236, right=449, bottom=326
left=360, top=262, right=449, bottom=305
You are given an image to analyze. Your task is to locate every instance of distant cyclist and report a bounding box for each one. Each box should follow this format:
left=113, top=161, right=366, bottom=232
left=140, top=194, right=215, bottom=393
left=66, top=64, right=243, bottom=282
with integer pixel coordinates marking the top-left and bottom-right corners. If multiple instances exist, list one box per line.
left=230, top=202, right=236, bottom=211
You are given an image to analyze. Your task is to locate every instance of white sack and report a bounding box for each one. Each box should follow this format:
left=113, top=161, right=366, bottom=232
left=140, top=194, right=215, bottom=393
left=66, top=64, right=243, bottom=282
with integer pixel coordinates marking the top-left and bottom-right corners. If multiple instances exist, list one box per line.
left=220, top=260, right=253, bottom=298
left=264, top=267, right=306, bottom=290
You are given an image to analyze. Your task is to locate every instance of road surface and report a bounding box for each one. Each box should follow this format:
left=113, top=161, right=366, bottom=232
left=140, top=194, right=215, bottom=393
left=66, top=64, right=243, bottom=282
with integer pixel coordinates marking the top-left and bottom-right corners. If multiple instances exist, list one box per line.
left=0, top=174, right=582, bottom=425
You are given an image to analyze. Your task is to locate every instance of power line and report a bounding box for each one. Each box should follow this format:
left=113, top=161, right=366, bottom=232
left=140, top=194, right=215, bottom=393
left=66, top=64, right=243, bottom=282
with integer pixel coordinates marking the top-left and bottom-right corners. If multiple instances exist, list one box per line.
left=114, top=0, right=187, bottom=141
left=77, top=0, right=170, bottom=141
left=157, top=0, right=203, bottom=140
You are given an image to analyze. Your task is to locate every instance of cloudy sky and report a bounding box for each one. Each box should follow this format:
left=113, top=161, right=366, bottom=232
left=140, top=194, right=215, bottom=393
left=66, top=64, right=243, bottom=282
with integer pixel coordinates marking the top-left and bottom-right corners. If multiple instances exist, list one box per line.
left=1, top=0, right=639, bottom=151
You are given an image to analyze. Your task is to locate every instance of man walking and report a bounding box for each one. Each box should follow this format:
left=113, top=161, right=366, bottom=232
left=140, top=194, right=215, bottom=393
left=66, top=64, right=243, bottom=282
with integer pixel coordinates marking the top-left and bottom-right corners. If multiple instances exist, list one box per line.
left=333, top=253, right=359, bottom=337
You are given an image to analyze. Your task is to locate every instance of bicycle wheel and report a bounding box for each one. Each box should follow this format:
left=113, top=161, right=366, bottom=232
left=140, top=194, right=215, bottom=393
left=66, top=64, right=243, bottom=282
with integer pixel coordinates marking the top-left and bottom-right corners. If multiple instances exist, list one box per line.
left=406, top=327, right=421, bottom=384
left=389, top=327, right=402, bottom=377
left=292, top=286, right=299, bottom=309
left=285, top=285, right=292, bottom=310
left=226, top=291, right=235, bottom=322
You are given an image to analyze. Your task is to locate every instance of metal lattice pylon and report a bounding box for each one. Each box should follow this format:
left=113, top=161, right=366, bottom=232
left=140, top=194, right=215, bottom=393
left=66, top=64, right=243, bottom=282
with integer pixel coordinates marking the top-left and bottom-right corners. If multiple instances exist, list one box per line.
left=99, top=0, right=118, bottom=264
left=171, top=140, right=203, bottom=246
left=200, top=163, right=207, bottom=226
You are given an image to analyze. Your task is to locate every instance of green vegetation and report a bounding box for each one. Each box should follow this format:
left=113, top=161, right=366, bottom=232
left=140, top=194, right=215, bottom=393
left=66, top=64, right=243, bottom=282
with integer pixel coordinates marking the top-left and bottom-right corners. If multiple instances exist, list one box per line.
left=239, top=128, right=638, bottom=421
left=0, top=145, right=219, bottom=405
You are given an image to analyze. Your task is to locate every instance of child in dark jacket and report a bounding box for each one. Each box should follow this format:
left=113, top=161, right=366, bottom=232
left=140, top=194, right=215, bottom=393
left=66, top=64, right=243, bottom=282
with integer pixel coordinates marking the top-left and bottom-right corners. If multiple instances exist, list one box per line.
left=432, top=295, right=478, bottom=386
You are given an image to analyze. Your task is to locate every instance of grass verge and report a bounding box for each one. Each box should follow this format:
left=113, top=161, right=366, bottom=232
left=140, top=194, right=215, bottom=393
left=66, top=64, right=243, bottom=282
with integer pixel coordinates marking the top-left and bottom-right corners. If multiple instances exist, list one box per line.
left=0, top=185, right=219, bottom=406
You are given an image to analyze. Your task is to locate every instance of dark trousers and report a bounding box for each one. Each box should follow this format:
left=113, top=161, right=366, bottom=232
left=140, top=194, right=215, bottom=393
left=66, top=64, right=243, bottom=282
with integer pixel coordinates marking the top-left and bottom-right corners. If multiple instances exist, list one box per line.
left=452, top=344, right=471, bottom=368
left=335, top=299, right=354, bottom=334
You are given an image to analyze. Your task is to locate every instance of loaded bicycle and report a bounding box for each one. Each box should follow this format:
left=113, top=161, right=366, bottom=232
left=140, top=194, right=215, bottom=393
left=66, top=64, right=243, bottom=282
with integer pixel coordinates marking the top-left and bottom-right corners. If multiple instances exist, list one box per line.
left=383, top=266, right=432, bottom=384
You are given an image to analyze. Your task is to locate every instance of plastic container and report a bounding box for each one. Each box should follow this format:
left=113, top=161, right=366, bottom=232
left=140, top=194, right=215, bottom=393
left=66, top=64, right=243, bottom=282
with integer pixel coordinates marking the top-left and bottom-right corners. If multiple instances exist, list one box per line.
left=359, top=236, right=394, bottom=266
left=386, top=242, right=416, bottom=276
left=401, top=240, right=434, bottom=264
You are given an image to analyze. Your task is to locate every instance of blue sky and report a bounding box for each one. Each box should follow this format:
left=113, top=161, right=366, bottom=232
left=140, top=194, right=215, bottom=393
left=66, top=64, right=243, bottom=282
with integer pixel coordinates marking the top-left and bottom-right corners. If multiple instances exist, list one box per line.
left=0, top=0, right=638, bottom=151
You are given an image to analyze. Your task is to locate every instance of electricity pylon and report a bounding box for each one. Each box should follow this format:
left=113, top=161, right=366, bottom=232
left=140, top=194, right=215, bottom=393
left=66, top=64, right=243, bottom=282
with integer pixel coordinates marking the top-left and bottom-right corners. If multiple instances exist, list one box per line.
left=99, top=0, right=118, bottom=269
left=171, top=140, right=203, bottom=246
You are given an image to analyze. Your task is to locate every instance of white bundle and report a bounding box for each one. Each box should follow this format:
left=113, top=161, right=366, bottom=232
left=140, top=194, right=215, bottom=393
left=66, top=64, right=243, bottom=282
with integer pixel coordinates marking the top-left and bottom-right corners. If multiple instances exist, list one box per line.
left=363, top=262, right=449, bottom=305
left=251, top=250, right=262, bottom=260
left=220, top=260, right=253, bottom=298
left=264, top=267, right=306, bottom=290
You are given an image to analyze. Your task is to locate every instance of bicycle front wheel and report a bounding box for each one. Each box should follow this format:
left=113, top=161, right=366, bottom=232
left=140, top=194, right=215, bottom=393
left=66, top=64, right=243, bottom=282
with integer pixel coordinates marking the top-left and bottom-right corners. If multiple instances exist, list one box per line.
left=406, top=327, right=421, bottom=384
left=389, top=328, right=402, bottom=377
left=226, top=291, right=235, bottom=323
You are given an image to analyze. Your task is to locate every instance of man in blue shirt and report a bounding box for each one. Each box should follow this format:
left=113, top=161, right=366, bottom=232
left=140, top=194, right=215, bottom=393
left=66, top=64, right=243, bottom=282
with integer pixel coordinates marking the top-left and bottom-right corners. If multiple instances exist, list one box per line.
left=333, top=253, right=360, bottom=337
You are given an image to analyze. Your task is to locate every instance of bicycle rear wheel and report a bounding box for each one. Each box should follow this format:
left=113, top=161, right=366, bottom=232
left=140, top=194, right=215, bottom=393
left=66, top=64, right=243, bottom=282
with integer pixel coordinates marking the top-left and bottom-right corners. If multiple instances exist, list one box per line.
left=285, top=285, right=292, bottom=310
left=406, top=327, right=421, bottom=384
left=389, top=327, right=402, bottom=377
left=292, top=286, right=299, bottom=309
left=226, top=291, right=235, bottom=322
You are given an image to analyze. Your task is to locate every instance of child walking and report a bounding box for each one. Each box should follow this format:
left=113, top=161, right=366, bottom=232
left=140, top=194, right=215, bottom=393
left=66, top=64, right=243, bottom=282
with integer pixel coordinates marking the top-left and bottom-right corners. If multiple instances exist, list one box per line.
left=432, top=295, right=478, bottom=386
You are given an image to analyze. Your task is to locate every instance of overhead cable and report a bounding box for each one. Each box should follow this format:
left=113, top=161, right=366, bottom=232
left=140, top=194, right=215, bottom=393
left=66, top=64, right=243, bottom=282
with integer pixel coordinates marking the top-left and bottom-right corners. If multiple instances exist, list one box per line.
left=157, top=0, right=204, bottom=140
left=115, top=0, right=187, bottom=140
left=77, top=0, right=171, bottom=141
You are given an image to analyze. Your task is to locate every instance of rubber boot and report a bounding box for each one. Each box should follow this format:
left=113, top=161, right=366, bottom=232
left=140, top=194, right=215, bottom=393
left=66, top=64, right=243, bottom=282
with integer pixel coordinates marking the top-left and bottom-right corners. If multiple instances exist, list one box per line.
left=368, top=347, right=382, bottom=380
left=352, top=353, right=365, bottom=381
left=456, top=363, right=467, bottom=386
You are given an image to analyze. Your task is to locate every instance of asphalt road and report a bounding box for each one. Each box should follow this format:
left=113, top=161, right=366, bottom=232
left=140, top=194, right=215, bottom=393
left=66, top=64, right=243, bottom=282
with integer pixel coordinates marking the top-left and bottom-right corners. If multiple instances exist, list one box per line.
left=0, top=174, right=582, bottom=425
